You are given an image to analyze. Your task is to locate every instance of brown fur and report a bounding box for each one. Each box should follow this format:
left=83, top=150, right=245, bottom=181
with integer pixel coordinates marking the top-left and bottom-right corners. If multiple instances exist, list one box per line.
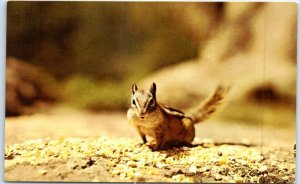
left=127, top=83, right=229, bottom=150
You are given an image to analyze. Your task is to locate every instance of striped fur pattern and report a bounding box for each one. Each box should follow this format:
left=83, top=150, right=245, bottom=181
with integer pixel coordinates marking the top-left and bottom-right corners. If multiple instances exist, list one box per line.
left=159, top=104, right=192, bottom=120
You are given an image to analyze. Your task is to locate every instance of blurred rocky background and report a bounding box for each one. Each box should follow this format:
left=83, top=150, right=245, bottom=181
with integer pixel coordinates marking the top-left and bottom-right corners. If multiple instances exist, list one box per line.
left=6, top=2, right=297, bottom=128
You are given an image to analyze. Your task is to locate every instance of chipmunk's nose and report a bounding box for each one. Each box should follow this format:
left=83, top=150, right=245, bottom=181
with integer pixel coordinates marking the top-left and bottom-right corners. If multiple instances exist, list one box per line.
left=138, top=113, right=145, bottom=119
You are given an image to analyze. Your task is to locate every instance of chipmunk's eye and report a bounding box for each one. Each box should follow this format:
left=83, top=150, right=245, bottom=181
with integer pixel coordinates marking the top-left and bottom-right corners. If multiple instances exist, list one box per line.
left=149, top=99, right=154, bottom=106
left=132, top=99, right=136, bottom=106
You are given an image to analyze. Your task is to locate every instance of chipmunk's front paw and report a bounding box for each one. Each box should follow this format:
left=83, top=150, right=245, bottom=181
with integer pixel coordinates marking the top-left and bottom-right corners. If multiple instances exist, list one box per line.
left=144, top=142, right=158, bottom=151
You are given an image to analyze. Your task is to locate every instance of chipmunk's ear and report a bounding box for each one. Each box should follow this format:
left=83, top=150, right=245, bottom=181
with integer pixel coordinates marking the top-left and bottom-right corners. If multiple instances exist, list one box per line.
left=132, top=83, right=138, bottom=94
left=149, top=82, right=156, bottom=99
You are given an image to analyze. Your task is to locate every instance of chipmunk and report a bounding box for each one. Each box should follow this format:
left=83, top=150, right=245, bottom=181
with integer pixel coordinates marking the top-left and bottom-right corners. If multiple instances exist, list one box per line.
left=127, top=82, right=229, bottom=150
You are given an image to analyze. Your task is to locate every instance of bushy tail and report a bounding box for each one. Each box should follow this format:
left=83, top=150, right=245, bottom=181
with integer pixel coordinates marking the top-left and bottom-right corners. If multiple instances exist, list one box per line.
left=191, top=85, right=230, bottom=124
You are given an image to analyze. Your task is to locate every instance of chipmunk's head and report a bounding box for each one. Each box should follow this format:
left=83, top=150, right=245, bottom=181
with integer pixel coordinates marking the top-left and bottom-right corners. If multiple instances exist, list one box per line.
left=131, top=82, right=157, bottom=119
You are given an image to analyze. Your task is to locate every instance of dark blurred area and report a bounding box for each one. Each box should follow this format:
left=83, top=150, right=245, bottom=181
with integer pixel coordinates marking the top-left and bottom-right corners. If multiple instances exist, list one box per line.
left=6, top=57, right=58, bottom=116
left=6, top=2, right=297, bottom=128
left=8, top=2, right=209, bottom=80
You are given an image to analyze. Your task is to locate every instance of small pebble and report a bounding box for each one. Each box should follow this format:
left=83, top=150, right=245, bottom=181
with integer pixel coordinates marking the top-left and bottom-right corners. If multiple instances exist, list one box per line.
left=215, top=174, right=222, bottom=181
left=188, top=165, right=197, bottom=174
left=259, top=166, right=268, bottom=173
left=38, top=169, right=47, bottom=175
left=127, top=161, right=137, bottom=168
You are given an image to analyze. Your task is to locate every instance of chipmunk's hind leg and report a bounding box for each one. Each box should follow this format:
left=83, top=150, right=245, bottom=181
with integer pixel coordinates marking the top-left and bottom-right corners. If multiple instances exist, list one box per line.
left=182, top=119, right=196, bottom=143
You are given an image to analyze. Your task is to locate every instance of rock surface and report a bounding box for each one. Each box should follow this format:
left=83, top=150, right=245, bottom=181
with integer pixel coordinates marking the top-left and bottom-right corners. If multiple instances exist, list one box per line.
left=5, top=137, right=295, bottom=182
